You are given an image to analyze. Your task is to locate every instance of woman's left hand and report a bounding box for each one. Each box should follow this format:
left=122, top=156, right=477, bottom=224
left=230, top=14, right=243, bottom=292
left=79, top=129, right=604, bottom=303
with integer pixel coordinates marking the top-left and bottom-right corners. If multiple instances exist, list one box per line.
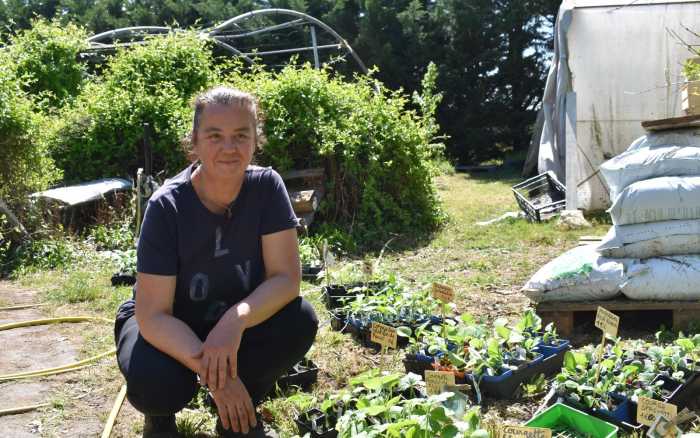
left=193, top=314, right=245, bottom=391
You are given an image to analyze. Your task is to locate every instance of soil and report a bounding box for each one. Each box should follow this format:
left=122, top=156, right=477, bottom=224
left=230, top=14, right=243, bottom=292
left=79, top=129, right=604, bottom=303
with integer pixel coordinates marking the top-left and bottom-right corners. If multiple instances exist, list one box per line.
left=0, top=282, right=142, bottom=438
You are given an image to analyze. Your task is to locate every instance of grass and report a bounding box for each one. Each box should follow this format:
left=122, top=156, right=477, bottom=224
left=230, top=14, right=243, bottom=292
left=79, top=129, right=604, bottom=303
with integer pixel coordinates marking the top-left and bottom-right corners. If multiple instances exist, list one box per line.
left=4, top=164, right=619, bottom=437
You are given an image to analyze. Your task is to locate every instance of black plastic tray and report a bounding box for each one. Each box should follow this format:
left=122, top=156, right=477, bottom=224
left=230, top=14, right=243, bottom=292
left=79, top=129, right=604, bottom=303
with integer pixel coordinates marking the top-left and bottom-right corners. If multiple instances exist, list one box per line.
left=559, top=393, right=642, bottom=432
left=302, top=264, right=324, bottom=281
left=276, top=358, right=318, bottom=392
left=321, top=281, right=388, bottom=310
left=295, top=408, right=337, bottom=438
left=111, top=271, right=136, bottom=287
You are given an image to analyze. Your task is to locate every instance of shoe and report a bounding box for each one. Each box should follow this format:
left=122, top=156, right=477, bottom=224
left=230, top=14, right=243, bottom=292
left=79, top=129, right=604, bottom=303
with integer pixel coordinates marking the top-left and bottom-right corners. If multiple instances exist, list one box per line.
left=143, top=414, right=179, bottom=438
left=215, top=417, right=279, bottom=438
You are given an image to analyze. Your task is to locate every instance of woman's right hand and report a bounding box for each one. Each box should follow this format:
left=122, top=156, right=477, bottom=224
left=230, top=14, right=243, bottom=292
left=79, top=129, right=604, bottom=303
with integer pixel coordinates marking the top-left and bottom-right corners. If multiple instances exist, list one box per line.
left=210, top=376, right=257, bottom=434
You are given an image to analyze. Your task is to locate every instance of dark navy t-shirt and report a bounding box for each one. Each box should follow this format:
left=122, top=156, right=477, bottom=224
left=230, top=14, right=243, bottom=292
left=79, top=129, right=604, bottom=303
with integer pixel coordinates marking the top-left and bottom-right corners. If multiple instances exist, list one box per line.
left=137, top=163, right=298, bottom=338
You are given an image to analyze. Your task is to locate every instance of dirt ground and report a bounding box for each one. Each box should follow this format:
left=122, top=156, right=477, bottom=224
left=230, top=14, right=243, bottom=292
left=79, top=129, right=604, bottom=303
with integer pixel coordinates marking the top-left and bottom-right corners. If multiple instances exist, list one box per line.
left=0, top=283, right=143, bottom=438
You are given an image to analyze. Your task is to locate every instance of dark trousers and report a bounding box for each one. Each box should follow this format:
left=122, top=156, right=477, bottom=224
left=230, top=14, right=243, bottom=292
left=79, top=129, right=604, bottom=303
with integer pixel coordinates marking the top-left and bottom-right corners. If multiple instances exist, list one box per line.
left=114, top=297, right=318, bottom=416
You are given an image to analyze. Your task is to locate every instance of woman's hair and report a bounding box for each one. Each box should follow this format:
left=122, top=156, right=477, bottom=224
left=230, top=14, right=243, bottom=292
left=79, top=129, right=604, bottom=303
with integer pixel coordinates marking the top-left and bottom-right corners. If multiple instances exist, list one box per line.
left=182, top=86, right=265, bottom=159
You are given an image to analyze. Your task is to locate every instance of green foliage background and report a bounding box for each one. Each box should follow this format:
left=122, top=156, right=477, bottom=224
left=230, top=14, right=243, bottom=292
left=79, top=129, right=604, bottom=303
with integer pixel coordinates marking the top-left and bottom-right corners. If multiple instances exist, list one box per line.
left=9, top=21, right=443, bottom=244
left=0, top=0, right=559, bottom=165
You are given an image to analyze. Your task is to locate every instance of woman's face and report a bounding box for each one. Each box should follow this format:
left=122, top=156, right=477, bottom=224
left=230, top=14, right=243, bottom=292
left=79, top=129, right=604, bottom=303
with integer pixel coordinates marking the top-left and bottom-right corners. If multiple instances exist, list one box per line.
left=193, top=103, right=256, bottom=180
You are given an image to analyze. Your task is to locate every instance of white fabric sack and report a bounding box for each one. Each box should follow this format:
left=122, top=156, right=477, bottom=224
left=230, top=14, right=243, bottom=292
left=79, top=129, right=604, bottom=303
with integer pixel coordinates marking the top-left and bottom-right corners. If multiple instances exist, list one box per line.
left=522, top=244, right=626, bottom=302
left=608, top=176, right=700, bottom=225
left=627, top=131, right=700, bottom=152
left=600, top=146, right=700, bottom=201
left=598, top=219, right=700, bottom=258
left=622, top=256, right=700, bottom=300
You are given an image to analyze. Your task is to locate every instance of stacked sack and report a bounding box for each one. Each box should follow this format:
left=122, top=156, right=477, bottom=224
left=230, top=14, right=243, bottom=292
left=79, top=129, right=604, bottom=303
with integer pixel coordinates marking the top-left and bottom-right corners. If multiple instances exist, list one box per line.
left=598, top=131, right=700, bottom=301
left=522, top=130, right=700, bottom=302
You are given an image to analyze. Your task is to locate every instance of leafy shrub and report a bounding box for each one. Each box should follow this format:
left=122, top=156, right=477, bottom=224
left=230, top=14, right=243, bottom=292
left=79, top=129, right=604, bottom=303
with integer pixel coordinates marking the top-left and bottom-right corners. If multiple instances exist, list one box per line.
left=3, top=19, right=88, bottom=109
left=39, top=26, right=444, bottom=243
left=683, top=58, right=700, bottom=82
left=44, top=32, right=217, bottom=182
left=11, top=238, right=82, bottom=272
left=87, top=221, right=135, bottom=252
left=231, top=63, right=445, bottom=242
left=0, top=61, right=62, bottom=207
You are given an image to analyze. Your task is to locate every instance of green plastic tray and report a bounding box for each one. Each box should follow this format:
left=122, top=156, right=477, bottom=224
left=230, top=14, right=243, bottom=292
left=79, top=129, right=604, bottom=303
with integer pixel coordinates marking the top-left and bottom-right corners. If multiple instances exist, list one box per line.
left=526, top=403, right=619, bottom=438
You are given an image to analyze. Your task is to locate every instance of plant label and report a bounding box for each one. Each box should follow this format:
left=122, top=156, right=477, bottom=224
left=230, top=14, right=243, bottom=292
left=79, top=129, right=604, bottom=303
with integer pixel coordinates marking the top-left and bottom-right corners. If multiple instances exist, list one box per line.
left=432, top=283, right=455, bottom=303
left=500, top=425, right=552, bottom=438
left=424, top=370, right=456, bottom=395
left=637, top=396, right=677, bottom=427
left=370, top=322, right=397, bottom=349
left=594, top=306, right=619, bottom=337
left=363, top=260, right=373, bottom=276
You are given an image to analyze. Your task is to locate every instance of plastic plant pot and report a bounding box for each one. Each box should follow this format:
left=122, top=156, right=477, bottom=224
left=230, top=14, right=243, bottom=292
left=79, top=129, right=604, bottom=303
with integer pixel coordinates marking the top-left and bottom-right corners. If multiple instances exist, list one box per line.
left=321, top=282, right=388, bottom=310
left=535, top=339, right=571, bottom=359
left=651, top=374, right=684, bottom=402
left=668, top=371, right=700, bottom=408
left=111, top=272, right=136, bottom=287
left=302, top=264, right=324, bottom=281
left=329, top=312, right=348, bottom=332
left=403, top=352, right=435, bottom=375
left=295, top=408, right=337, bottom=438
left=276, top=358, right=319, bottom=392
left=526, top=403, right=618, bottom=438
left=596, top=393, right=635, bottom=425
left=560, top=394, right=642, bottom=432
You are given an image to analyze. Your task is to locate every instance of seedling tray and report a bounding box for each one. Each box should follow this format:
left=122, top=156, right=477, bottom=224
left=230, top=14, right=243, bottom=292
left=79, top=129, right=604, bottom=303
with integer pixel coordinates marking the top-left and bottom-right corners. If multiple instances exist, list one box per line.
left=559, top=394, right=642, bottom=432
left=526, top=403, right=619, bottom=438
left=321, top=281, right=388, bottom=310
left=111, top=271, right=136, bottom=287
left=535, top=339, right=571, bottom=359
left=302, top=264, right=324, bottom=281
left=276, top=358, right=318, bottom=392
left=470, top=353, right=548, bottom=400
left=295, top=408, right=337, bottom=438
left=533, top=346, right=570, bottom=377
left=666, top=371, right=700, bottom=408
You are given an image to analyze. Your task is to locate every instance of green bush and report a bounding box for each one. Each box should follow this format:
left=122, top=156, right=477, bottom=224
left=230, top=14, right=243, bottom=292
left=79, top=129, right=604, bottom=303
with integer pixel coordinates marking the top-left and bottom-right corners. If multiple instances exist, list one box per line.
left=231, top=64, right=445, bottom=242
left=39, top=27, right=444, bottom=243
left=0, top=62, right=62, bottom=207
left=45, top=32, right=217, bottom=182
left=3, top=19, right=88, bottom=109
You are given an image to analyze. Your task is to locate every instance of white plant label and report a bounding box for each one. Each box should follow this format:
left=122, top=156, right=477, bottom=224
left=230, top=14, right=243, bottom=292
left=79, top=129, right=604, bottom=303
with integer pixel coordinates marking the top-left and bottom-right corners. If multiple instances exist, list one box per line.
left=595, top=306, right=620, bottom=337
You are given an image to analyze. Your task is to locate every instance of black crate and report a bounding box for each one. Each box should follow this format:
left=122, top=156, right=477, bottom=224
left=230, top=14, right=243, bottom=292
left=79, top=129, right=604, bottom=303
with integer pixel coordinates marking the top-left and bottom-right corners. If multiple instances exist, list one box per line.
left=511, top=171, right=566, bottom=222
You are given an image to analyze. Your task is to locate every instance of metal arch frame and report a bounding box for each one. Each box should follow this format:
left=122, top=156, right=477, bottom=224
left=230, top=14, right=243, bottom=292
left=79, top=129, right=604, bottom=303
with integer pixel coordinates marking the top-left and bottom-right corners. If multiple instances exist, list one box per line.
left=83, top=9, right=367, bottom=73
left=206, top=8, right=367, bottom=73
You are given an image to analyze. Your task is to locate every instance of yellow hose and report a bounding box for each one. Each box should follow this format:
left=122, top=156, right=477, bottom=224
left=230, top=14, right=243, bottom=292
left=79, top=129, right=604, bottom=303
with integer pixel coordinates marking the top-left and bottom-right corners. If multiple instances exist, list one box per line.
left=0, top=314, right=126, bottom=437
left=0, top=316, right=112, bottom=331
left=0, top=349, right=116, bottom=381
left=0, top=303, right=48, bottom=311
left=101, top=385, right=127, bottom=438
left=0, top=402, right=51, bottom=416
left=0, top=316, right=115, bottom=381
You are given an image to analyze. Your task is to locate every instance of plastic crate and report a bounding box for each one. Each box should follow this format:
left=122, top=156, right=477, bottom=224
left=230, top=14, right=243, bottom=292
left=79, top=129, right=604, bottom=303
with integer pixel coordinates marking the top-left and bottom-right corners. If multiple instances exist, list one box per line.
left=527, top=403, right=619, bottom=438
left=511, top=171, right=566, bottom=222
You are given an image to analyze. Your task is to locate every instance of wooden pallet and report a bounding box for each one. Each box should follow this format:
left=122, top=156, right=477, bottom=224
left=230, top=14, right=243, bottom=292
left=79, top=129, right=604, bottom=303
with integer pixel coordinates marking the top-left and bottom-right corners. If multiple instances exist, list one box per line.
left=536, top=299, right=700, bottom=337
left=641, top=114, right=700, bottom=132
left=577, top=235, right=604, bottom=246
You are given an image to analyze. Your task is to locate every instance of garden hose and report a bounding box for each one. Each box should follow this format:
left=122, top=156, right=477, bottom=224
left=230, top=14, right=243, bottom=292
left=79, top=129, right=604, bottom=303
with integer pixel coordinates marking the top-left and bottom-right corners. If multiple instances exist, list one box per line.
left=0, top=303, right=49, bottom=311
left=0, top=402, right=51, bottom=417
left=101, top=385, right=127, bottom=438
left=0, top=316, right=115, bottom=381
